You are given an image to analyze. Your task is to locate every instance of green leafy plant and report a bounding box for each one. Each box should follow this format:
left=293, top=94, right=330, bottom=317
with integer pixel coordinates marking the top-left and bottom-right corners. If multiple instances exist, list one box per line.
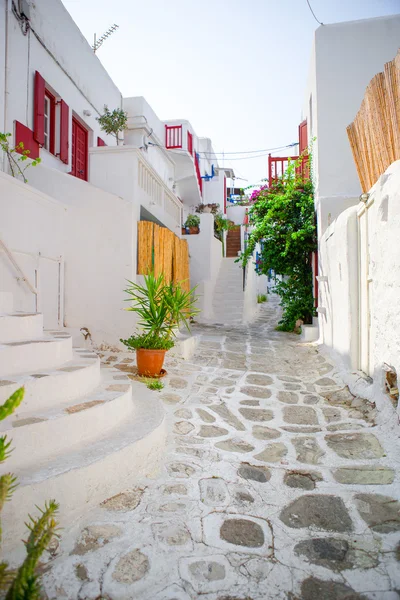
left=121, top=272, right=199, bottom=350
left=257, top=294, right=267, bottom=304
left=145, top=379, right=164, bottom=391
left=184, top=214, right=200, bottom=228
left=0, top=132, right=41, bottom=183
left=0, top=388, right=60, bottom=599
left=120, top=332, right=174, bottom=351
left=96, top=106, right=127, bottom=146
left=238, top=152, right=317, bottom=331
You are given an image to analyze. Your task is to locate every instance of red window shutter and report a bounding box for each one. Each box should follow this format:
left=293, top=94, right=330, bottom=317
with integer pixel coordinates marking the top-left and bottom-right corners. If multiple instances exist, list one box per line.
left=33, top=71, right=45, bottom=146
left=15, top=121, right=40, bottom=160
left=97, top=137, right=107, bottom=147
left=299, top=119, right=308, bottom=155
left=60, top=100, right=69, bottom=164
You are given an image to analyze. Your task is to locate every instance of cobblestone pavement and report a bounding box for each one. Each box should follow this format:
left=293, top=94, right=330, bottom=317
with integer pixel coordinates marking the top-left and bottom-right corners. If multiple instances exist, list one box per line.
left=43, top=298, right=400, bottom=599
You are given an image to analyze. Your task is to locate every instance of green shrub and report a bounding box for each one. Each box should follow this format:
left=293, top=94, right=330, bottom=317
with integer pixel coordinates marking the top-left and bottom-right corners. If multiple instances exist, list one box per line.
left=0, top=388, right=59, bottom=599
left=145, top=379, right=164, bottom=391
left=257, top=294, right=267, bottom=304
left=238, top=151, right=317, bottom=331
left=184, top=214, right=200, bottom=228
left=120, top=332, right=174, bottom=351
left=123, top=272, right=199, bottom=350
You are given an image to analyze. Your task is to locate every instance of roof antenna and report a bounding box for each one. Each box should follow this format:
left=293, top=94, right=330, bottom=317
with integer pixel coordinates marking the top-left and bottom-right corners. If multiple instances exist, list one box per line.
left=93, top=24, right=119, bottom=53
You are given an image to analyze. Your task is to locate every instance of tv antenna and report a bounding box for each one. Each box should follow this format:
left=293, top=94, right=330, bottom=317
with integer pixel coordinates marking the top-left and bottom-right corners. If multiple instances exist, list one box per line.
left=93, top=24, right=119, bottom=53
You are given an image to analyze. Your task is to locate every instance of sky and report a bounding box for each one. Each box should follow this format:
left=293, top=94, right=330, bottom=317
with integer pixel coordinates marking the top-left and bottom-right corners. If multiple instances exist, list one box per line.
left=61, top=0, right=400, bottom=189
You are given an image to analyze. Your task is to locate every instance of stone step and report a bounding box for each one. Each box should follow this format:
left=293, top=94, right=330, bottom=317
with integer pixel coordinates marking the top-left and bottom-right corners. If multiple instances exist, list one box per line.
left=2, top=378, right=134, bottom=471
left=0, top=312, right=44, bottom=343
left=0, top=332, right=73, bottom=377
left=3, top=384, right=166, bottom=565
left=0, top=350, right=100, bottom=411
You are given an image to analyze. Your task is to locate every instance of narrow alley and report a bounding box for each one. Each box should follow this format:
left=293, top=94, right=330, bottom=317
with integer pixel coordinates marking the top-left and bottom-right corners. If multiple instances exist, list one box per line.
left=42, top=297, right=400, bottom=600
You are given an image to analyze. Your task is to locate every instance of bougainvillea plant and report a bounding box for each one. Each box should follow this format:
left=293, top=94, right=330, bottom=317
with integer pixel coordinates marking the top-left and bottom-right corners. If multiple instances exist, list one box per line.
left=237, top=152, right=317, bottom=331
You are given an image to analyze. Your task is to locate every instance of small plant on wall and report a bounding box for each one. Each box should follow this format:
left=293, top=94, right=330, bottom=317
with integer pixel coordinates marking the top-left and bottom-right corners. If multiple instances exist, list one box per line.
left=0, top=132, right=41, bottom=183
left=97, top=106, right=127, bottom=145
left=184, top=214, right=200, bottom=234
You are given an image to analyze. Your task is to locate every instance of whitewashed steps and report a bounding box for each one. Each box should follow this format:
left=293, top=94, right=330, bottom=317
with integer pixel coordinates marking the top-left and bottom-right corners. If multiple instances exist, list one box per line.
left=2, top=381, right=134, bottom=471
left=0, top=332, right=72, bottom=377
left=3, top=384, right=166, bottom=565
left=0, top=312, right=44, bottom=342
left=211, top=258, right=246, bottom=324
left=0, top=350, right=100, bottom=409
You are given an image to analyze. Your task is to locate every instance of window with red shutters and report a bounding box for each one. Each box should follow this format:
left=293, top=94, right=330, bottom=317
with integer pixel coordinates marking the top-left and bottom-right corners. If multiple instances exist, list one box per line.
left=34, top=71, right=45, bottom=146
left=44, top=90, right=56, bottom=154
left=299, top=119, right=308, bottom=155
left=15, top=121, right=40, bottom=160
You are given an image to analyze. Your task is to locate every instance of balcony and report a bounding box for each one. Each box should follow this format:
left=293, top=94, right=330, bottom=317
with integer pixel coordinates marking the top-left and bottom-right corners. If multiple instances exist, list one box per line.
left=268, top=153, right=309, bottom=185
left=164, top=122, right=203, bottom=204
left=89, top=146, right=183, bottom=234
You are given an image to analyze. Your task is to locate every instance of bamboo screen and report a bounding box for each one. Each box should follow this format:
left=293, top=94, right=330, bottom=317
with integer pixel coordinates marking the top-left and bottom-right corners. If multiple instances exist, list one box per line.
left=347, top=49, right=400, bottom=193
left=137, top=221, right=154, bottom=275
left=137, top=221, right=190, bottom=290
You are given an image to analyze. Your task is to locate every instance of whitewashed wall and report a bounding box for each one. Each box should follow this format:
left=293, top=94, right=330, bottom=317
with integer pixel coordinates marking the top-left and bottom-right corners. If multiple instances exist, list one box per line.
left=318, top=205, right=359, bottom=369
left=302, top=14, right=400, bottom=236
left=2, top=0, right=122, bottom=173
left=186, top=213, right=223, bottom=321
left=0, top=171, right=66, bottom=327
left=365, top=161, right=400, bottom=396
left=318, top=160, right=400, bottom=415
left=25, top=164, right=136, bottom=346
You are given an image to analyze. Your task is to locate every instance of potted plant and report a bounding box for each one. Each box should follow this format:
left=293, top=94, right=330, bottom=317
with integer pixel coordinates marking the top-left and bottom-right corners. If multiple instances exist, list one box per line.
left=121, top=272, right=199, bottom=377
left=97, top=105, right=128, bottom=146
left=184, top=214, right=200, bottom=234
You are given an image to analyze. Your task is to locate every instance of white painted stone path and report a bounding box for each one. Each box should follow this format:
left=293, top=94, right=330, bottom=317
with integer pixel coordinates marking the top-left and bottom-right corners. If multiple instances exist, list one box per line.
left=42, top=297, right=400, bottom=600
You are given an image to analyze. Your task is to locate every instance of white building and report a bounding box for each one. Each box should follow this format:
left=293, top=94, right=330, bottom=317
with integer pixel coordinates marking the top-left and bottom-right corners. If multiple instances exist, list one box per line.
left=300, top=15, right=400, bottom=411
left=0, top=0, right=238, bottom=347
left=302, top=14, right=400, bottom=236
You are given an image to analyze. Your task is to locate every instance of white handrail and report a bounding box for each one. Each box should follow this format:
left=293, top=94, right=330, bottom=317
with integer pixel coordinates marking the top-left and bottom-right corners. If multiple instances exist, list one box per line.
left=0, top=239, right=38, bottom=295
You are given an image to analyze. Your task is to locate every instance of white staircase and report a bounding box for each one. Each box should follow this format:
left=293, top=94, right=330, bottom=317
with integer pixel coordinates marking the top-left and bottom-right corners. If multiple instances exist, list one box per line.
left=0, top=295, right=166, bottom=564
left=212, top=258, right=246, bottom=324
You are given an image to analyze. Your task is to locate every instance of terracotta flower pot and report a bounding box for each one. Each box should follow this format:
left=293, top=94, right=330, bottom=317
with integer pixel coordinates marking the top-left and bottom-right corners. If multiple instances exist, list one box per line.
left=189, top=226, right=199, bottom=234
left=136, top=348, right=167, bottom=377
left=182, top=227, right=186, bottom=235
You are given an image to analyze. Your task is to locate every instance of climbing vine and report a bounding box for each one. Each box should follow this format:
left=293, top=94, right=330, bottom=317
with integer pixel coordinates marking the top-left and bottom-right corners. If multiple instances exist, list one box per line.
left=238, top=154, right=317, bottom=331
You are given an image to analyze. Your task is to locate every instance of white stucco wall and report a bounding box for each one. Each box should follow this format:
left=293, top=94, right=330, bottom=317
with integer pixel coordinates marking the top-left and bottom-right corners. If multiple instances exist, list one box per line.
left=0, top=170, right=66, bottom=327
left=186, top=213, right=223, bottom=321
left=302, top=14, right=400, bottom=235
left=25, top=163, right=136, bottom=346
left=243, top=256, right=259, bottom=323
left=318, top=160, right=400, bottom=416
left=2, top=0, right=122, bottom=174
left=227, top=205, right=247, bottom=226
left=365, top=161, right=400, bottom=397
left=318, top=205, right=359, bottom=369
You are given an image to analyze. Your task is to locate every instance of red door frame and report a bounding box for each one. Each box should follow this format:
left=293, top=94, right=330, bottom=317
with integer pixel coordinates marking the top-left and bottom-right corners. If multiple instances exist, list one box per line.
left=71, top=117, right=88, bottom=181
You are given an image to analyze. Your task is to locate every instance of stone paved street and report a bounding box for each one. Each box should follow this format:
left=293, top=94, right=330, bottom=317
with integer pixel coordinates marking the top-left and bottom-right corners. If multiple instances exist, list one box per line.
left=43, top=298, right=400, bottom=599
